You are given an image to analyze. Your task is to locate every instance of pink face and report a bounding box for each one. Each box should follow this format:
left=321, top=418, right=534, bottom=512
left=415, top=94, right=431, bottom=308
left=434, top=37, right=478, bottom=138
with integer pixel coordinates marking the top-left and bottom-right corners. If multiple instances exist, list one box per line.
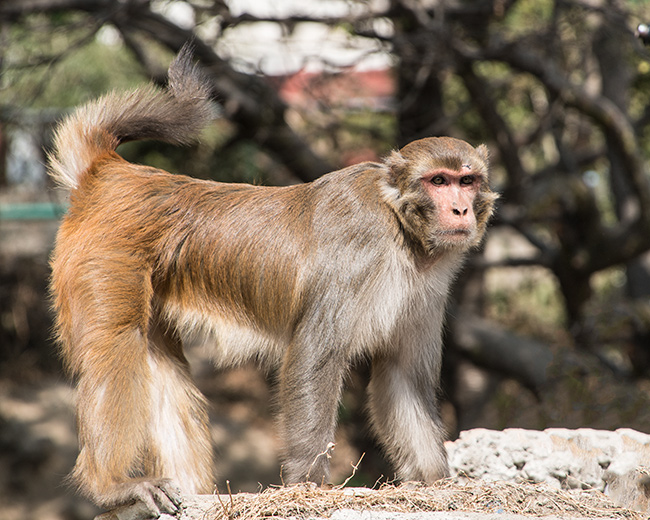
left=421, top=164, right=481, bottom=243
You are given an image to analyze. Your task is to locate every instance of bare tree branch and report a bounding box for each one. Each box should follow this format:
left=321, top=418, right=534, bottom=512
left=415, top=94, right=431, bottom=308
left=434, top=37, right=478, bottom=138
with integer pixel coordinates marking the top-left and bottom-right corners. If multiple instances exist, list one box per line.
left=456, top=58, right=526, bottom=203
left=457, top=39, right=650, bottom=225
left=0, top=0, right=114, bottom=18
left=453, top=312, right=553, bottom=391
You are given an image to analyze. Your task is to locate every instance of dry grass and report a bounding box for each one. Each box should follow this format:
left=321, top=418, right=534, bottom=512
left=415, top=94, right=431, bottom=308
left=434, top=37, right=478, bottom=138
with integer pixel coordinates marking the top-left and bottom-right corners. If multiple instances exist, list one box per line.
left=207, top=478, right=642, bottom=520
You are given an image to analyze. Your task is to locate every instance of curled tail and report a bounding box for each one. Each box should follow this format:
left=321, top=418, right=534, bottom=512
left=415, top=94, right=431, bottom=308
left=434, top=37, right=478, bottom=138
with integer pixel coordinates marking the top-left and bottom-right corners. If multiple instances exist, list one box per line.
left=47, top=44, right=215, bottom=189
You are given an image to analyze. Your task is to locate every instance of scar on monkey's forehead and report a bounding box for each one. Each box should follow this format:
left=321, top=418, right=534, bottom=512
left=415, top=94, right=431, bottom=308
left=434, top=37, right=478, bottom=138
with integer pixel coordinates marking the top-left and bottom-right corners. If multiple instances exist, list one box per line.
left=463, top=164, right=471, bottom=170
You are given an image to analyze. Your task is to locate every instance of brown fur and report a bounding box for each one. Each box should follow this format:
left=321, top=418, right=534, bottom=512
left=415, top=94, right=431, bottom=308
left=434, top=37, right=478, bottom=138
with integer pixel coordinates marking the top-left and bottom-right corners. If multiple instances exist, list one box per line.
left=48, top=46, right=497, bottom=517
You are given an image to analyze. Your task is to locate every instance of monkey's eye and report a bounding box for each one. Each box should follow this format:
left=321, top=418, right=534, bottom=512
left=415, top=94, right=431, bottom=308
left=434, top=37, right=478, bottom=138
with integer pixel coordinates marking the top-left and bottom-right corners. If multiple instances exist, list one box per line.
left=430, top=175, right=446, bottom=185
left=460, top=175, right=476, bottom=185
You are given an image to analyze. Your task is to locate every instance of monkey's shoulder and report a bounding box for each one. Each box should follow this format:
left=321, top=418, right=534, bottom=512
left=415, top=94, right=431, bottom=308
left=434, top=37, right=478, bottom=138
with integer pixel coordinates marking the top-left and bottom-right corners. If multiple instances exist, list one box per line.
left=315, top=160, right=388, bottom=187
left=309, top=161, right=393, bottom=210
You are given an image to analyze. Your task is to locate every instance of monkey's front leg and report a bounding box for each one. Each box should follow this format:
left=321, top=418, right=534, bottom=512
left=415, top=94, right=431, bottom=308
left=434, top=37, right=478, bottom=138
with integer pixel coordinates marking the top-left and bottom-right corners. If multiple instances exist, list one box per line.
left=367, top=351, right=450, bottom=483
left=277, top=341, right=347, bottom=485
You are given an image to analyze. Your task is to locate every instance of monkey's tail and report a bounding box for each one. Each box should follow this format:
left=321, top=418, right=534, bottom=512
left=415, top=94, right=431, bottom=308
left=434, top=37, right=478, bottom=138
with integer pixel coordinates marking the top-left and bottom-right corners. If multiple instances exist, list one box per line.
left=47, top=44, right=215, bottom=190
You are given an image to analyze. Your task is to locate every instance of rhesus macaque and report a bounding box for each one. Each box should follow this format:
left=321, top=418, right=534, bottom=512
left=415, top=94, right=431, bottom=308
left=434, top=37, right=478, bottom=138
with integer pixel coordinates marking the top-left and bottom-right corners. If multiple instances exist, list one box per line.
left=48, top=45, right=497, bottom=518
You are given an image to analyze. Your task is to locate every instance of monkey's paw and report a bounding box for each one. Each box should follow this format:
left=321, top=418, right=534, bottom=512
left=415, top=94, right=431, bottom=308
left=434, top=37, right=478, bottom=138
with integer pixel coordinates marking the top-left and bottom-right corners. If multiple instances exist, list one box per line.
left=94, top=479, right=183, bottom=520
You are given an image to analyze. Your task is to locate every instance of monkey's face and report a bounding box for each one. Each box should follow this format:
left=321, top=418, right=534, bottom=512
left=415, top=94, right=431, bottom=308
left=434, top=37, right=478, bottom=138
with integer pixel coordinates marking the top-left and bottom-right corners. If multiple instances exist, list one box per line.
left=384, top=136, right=498, bottom=255
left=420, top=164, right=483, bottom=250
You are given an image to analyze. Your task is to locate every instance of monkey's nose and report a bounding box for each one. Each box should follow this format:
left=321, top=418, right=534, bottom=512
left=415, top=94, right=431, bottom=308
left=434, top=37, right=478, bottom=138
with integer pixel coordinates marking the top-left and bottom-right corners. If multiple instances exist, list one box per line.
left=452, top=206, right=468, bottom=217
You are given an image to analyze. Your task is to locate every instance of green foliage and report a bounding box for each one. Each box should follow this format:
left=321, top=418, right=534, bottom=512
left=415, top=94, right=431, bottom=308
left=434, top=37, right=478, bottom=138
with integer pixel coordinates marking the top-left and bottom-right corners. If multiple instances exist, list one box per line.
left=485, top=267, right=567, bottom=337
left=216, top=141, right=272, bottom=184
left=2, top=17, right=145, bottom=109
left=494, top=0, right=554, bottom=39
left=340, top=110, right=395, bottom=155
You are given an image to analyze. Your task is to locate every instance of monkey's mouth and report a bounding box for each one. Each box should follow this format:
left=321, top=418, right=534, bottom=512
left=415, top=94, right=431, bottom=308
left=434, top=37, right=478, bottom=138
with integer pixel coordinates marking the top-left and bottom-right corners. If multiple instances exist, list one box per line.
left=440, top=229, right=472, bottom=237
left=435, top=229, right=475, bottom=247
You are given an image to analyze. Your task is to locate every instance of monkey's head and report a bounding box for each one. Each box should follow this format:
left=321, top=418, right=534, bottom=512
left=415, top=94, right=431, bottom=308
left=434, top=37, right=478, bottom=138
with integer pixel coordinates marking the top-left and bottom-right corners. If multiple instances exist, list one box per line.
left=384, top=136, right=498, bottom=255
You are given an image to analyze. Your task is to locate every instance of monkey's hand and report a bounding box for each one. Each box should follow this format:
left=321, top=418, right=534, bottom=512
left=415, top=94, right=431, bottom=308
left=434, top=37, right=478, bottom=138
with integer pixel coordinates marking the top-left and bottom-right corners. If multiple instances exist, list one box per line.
left=94, top=479, right=183, bottom=520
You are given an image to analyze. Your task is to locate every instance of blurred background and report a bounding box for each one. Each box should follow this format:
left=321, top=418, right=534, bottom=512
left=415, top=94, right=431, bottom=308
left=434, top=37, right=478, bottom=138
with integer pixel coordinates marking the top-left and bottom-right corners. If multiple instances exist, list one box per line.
left=2, top=0, right=650, bottom=518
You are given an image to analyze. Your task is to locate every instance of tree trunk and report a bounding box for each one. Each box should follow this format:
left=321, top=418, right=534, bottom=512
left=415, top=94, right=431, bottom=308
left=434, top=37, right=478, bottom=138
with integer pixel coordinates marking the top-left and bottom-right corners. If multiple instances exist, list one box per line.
left=594, top=19, right=650, bottom=299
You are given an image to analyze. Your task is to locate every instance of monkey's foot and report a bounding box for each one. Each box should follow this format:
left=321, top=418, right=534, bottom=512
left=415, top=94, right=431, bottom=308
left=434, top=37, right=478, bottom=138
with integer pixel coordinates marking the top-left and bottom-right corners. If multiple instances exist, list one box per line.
left=94, top=480, right=183, bottom=520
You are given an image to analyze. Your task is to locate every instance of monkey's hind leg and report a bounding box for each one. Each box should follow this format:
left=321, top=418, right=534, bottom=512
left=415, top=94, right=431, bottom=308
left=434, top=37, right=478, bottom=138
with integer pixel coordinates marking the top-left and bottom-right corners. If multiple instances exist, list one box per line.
left=143, top=315, right=215, bottom=496
left=66, top=270, right=213, bottom=517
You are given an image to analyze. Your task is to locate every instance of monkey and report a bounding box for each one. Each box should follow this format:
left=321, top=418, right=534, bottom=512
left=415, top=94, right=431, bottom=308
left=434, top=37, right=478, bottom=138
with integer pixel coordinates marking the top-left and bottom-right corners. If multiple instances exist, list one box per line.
left=47, top=45, right=498, bottom=518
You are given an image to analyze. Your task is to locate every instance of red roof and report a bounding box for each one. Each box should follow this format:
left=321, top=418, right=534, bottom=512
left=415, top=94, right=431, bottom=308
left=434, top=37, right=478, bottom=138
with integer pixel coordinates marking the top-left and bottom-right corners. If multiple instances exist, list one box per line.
left=270, top=69, right=395, bottom=110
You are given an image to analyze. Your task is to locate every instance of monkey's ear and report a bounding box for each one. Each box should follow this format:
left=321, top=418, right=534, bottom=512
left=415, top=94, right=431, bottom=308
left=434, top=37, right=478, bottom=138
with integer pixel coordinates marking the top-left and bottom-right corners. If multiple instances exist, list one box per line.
left=476, top=144, right=490, bottom=163
left=385, top=150, right=408, bottom=180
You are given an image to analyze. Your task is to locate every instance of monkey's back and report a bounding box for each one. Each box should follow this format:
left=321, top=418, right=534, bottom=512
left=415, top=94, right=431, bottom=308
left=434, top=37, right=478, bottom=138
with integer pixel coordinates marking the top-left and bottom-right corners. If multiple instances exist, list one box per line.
left=51, top=154, right=409, bottom=369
